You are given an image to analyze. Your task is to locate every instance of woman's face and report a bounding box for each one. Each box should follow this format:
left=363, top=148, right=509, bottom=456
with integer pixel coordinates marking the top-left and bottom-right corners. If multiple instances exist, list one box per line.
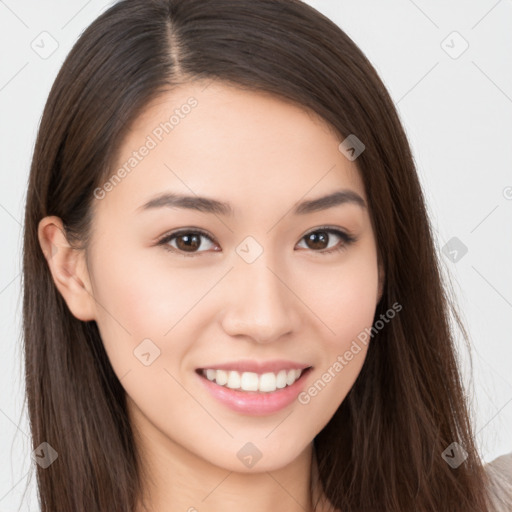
left=81, top=81, right=383, bottom=472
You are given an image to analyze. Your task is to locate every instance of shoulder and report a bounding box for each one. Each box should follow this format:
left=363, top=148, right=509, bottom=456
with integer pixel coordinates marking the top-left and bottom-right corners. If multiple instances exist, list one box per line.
left=484, top=451, right=512, bottom=512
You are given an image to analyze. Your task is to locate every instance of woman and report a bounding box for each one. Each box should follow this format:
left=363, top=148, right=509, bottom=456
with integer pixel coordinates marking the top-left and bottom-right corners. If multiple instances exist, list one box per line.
left=22, top=0, right=511, bottom=511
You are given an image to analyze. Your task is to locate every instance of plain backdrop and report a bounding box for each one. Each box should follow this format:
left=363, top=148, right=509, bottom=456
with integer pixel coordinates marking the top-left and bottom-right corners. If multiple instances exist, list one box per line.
left=1, top=0, right=511, bottom=510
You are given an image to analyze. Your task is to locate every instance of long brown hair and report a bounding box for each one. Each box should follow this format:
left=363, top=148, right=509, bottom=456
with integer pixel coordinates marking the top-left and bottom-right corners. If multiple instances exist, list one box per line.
left=22, top=0, right=491, bottom=510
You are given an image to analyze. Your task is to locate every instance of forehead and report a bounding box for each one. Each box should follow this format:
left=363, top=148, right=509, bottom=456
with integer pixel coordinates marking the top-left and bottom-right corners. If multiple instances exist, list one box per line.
left=95, top=81, right=366, bottom=219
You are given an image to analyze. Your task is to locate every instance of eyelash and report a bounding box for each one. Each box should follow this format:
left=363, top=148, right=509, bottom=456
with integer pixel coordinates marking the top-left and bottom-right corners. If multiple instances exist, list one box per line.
left=156, top=226, right=358, bottom=258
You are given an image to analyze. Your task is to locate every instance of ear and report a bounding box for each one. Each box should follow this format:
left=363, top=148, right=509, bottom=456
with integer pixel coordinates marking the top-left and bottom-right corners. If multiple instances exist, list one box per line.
left=37, top=216, right=96, bottom=322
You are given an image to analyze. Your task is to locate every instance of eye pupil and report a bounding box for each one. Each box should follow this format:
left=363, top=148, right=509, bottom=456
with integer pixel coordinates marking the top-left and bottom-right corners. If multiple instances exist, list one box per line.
left=306, top=231, right=328, bottom=250
left=176, top=234, right=201, bottom=252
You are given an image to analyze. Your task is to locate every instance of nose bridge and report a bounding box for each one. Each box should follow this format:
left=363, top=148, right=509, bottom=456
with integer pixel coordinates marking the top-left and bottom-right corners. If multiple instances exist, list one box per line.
left=220, top=246, right=299, bottom=343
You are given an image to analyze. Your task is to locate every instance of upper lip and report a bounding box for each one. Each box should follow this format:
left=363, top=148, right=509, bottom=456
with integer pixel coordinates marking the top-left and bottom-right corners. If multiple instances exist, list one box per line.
left=196, top=359, right=312, bottom=374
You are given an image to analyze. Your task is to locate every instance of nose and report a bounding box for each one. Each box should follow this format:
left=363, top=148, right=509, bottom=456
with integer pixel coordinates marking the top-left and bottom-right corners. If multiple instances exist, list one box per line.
left=219, top=255, right=302, bottom=344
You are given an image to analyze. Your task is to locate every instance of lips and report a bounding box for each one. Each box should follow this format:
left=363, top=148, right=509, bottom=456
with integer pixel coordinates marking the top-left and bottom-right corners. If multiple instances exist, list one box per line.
left=196, top=365, right=313, bottom=415
left=196, top=359, right=312, bottom=374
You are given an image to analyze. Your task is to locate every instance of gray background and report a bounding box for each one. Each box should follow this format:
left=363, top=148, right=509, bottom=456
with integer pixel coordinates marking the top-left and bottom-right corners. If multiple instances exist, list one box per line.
left=1, top=0, right=511, bottom=510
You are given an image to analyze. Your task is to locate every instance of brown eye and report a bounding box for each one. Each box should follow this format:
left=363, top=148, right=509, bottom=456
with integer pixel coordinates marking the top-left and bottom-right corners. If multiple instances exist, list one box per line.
left=158, top=229, right=217, bottom=256
left=296, top=228, right=357, bottom=255
left=175, top=233, right=202, bottom=252
left=304, top=231, right=329, bottom=250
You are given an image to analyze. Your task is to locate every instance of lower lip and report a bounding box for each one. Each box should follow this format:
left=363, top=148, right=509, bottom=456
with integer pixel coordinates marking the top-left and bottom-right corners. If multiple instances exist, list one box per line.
left=195, top=368, right=312, bottom=416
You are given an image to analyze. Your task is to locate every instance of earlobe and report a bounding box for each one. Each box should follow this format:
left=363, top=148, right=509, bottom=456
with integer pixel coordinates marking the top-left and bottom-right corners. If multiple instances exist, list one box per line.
left=37, top=216, right=96, bottom=322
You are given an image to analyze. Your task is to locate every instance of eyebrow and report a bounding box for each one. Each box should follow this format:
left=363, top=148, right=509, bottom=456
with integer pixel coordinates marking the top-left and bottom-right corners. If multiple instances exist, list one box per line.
left=138, top=189, right=367, bottom=216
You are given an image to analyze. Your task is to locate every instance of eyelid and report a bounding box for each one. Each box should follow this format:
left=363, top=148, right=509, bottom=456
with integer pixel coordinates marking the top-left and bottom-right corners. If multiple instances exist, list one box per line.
left=301, top=225, right=356, bottom=240
left=159, top=227, right=215, bottom=241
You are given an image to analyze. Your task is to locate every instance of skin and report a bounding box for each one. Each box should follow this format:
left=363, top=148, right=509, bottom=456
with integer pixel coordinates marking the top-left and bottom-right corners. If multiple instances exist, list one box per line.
left=38, top=81, right=384, bottom=512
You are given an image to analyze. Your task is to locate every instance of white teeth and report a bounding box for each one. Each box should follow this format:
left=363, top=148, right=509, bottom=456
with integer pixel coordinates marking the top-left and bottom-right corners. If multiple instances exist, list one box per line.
left=227, top=371, right=241, bottom=389
left=260, top=372, right=277, bottom=392
left=240, top=372, right=259, bottom=391
left=215, top=369, right=228, bottom=386
left=287, top=369, right=298, bottom=386
left=276, top=370, right=287, bottom=389
left=201, top=368, right=306, bottom=393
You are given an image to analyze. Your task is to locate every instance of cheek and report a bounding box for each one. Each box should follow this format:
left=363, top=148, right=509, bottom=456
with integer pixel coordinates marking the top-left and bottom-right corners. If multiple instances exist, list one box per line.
left=294, top=245, right=380, bottom=349
left=90, top=243, right=212, bottom=335
left=292, top=247, right=378, bottom=414
left=295, top=268, right=376, bottom=430
left=88, top=243, right=222, bottom=381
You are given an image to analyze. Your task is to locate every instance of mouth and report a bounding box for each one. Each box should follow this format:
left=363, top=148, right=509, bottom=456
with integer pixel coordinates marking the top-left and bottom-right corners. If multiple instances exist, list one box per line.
left=195, top=366, right=313, bottom=415
left=195, top=366, right=313, bottom=394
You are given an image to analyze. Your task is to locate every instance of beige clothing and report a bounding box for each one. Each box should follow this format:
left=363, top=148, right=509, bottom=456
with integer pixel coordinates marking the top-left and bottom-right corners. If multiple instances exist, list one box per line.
left=485, top=452, right=512, bottom=511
